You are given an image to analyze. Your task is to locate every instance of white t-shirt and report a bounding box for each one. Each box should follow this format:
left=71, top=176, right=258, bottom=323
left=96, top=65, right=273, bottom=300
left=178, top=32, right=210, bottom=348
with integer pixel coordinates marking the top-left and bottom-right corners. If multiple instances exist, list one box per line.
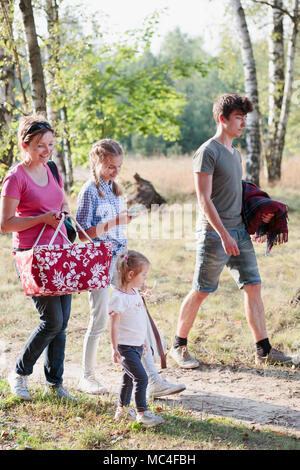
left=109, top=287, right=148, bottom=346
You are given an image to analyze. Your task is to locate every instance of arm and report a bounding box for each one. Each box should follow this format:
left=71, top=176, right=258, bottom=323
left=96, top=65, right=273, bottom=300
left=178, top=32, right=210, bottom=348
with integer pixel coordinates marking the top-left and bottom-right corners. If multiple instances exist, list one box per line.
left=61, top=192, right=71, bottom=215
left=78, top=210, right=132, bottom=242
left=0, top=196, right=61, bottom=234
left=194, top=172, right=240, bottom=256
left=110, top=312, right=122, bottom=363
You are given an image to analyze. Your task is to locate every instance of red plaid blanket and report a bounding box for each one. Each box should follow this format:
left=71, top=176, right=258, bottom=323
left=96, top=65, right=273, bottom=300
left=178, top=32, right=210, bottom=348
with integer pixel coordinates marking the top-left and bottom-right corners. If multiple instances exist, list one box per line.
left=242, top=181, right=288, bottom=254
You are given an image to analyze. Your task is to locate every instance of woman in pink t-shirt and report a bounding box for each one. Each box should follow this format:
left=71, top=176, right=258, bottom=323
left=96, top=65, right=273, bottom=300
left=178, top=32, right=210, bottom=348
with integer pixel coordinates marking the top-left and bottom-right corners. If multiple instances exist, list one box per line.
left=0, top=114, right=75, bottom=401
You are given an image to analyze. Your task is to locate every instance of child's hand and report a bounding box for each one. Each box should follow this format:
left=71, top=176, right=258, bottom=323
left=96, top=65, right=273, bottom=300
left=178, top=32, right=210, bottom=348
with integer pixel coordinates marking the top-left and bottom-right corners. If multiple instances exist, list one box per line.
left=112, top=349, right=122, bottom=364
left=116, top=210, right=132, bottom=226
left=143, top=343, right=148, bottom=355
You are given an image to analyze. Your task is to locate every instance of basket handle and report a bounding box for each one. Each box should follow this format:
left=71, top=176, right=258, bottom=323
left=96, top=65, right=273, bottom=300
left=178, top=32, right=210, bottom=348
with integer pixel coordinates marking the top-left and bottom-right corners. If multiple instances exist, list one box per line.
left=33, top=213, right=95, bottom=247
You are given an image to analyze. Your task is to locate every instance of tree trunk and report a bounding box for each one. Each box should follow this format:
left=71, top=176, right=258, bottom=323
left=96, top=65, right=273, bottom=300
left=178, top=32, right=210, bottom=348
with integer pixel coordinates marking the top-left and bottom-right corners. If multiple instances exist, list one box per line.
left=265, top=0, right=285, bottom=180
left=0, top=0, right=15, bottom=168
left=61, top=105, right=73, bottom=192
left=19, top=0, right=47, bottom=115
left=45, top=0, right=73, bottom=192
left=268, top=0, right=299, bottom=183
left=230, top=0, right=261, bottom=186
left=127, top=173, right=166, bottom=209
left=0, top=45, right=15, bottom=168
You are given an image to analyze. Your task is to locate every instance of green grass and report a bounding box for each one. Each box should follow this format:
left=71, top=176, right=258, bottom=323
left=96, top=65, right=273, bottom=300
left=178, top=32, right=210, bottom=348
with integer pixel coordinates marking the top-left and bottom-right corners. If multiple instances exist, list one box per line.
left=0, top=379, right=299, bottom=450
left=1, top=168, right=300, bottom=450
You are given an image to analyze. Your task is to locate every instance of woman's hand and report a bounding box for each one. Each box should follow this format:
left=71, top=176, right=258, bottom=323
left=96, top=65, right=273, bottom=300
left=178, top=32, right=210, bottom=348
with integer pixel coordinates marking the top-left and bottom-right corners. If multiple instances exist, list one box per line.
left=41, top=210, right=63, bottom=229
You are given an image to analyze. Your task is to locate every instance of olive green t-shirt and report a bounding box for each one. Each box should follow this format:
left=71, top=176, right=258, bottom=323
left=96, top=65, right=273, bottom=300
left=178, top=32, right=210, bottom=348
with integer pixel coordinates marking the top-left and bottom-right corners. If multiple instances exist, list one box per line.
left=193, top=138, right=244, bottom=231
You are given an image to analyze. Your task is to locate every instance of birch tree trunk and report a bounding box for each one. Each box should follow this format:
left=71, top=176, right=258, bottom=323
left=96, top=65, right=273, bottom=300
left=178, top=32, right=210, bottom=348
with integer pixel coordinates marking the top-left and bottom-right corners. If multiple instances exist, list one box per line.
left=0, top=45, right=15, bottom=168
left=19, top=0, right=47, bottom=115
left=230, top=0, right=261, bottom=186
left=45, top=0, right=73, bottom=192
left=45, top=0, right=66, bottom=182
left=265, top=0, right=285, bottom=180
left=268, top=0, right=299, bottom=182
left=61, top=105, right=74, bottom=192
left=0, top=0, right=15, bottom=168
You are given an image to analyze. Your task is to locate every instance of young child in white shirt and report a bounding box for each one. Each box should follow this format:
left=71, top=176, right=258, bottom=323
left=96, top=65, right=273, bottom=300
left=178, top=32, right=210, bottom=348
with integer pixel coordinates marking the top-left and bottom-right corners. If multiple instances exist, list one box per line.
left=109, top=250, right=165, bottom=428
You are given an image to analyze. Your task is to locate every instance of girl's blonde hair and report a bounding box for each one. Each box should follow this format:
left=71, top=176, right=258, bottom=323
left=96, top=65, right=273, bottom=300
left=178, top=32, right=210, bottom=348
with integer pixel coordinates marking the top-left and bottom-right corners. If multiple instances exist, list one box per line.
left=116, top=250, right=150, bottom=289
left=89, top=139, right=123, bottom=197
left=18, top=114, right=54, bottom=162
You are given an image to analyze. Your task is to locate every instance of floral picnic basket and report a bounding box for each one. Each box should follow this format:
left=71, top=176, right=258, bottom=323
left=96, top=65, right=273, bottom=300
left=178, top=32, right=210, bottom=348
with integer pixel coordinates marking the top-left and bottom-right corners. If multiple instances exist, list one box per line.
left=14, top=214, right=113, bottom=297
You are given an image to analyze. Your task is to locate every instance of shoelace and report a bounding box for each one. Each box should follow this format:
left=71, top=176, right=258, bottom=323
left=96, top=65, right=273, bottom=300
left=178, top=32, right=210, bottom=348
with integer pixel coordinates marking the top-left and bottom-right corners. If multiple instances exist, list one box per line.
left=16, top=375, right=28, bottom=392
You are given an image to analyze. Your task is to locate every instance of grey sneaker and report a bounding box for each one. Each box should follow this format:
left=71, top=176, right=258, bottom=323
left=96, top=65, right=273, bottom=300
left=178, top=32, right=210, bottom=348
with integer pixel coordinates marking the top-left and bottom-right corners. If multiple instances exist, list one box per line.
left=44, top=384, right=77, bottom=401
left=255, top=347, right=298, bottom=366
left=169, top=346, right=199, bottom=369
left=136, top=410, right=165, bottom=428
left=8, top=371, right=31, bottom=401
left=147, top=378, right=186, bottom=399
left=114, top=406, right=137, bottom=422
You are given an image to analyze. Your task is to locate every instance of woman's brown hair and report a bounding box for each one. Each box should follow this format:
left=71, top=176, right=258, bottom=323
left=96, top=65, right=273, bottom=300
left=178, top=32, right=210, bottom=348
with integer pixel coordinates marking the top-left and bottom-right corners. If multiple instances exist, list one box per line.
left=18, top=114, right=54, bottom=162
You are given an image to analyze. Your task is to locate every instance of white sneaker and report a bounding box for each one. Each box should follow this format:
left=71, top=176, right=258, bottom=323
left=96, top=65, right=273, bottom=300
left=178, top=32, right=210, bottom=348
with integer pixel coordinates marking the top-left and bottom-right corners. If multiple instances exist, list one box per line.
left=147, top=378, right=186, bottom=399
left=8, top=371, right=31, bottom=401
left=44, top=384, right=77, bottom=401
left=78, top=376, right=109, bottom=395
left=169, top=346, right=199, bottom=369
left=114, top=407, right=137, bottom=422
left=137, top=410, right=165, bottom=428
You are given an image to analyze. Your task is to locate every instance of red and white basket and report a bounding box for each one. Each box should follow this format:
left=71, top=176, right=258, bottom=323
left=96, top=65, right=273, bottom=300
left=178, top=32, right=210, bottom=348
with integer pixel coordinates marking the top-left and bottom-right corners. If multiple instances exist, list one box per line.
left=14, top=214, right=113, bottom=297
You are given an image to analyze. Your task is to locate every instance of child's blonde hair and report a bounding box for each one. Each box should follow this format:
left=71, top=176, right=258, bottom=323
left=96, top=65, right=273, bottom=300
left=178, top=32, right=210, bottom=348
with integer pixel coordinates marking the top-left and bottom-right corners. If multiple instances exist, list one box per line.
left=116, top=250, right=150, bottom=288
left=89, top=138, right=123, bottom=198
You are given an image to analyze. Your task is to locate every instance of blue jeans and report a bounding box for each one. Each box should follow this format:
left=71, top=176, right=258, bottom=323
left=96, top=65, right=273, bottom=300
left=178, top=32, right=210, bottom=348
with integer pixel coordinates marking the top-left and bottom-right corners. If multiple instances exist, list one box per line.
left=118, top=345, right=148, bottom=412
left=193, top=226, right=261, bottom=292
left=15, top=294, right=72, bottom=386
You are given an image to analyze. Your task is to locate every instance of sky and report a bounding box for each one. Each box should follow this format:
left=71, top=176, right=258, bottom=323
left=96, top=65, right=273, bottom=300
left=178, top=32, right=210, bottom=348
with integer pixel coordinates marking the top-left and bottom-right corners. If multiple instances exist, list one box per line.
left=62, top=0, right=229, bottom=55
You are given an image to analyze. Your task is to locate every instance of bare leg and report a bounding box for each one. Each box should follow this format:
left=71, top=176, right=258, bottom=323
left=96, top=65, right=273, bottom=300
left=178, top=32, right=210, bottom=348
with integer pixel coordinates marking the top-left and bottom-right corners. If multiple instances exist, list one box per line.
left=243, top=284, right=268, bottom=342
left=176, top=290, right=210, bottom=338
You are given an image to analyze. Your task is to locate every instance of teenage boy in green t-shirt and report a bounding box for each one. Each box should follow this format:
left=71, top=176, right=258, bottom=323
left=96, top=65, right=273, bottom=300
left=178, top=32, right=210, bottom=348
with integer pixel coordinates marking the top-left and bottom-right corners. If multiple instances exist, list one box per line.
left=170, top=93, right=297, bottom=368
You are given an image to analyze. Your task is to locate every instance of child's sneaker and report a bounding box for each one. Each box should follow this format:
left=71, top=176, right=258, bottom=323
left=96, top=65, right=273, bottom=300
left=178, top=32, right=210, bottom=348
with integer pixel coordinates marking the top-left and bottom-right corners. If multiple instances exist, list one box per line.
left=114, top=406, right=137, bottom=422
left=136, top=410, right=165, bottom=427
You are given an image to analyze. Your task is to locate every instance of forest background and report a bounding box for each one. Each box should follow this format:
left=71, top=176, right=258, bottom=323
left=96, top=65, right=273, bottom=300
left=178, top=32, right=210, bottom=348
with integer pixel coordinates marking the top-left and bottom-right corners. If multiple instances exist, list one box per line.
left=0, top=0, right=299, bottom=191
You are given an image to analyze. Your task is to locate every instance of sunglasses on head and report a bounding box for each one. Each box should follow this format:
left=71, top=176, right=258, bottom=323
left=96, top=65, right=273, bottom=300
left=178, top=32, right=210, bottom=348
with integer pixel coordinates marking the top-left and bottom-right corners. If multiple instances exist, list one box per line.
left=23, top=121, right=53, bottom=140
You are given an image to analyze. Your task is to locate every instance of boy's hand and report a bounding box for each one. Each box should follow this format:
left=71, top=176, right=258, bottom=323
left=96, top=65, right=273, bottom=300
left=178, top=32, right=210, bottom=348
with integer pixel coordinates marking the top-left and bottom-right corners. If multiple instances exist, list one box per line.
left=261, top=213, right=274, bottom=223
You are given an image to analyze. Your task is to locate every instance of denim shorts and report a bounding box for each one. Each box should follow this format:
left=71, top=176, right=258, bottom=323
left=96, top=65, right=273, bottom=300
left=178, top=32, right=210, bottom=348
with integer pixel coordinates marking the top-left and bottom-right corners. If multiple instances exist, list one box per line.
left=192, top=226, right=261, bottom=292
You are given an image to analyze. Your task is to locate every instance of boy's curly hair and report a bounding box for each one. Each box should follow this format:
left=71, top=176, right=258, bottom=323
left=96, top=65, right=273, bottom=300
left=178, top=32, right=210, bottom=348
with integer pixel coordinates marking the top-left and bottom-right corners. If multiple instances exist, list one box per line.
left=213, top=93, right=253, bottom=123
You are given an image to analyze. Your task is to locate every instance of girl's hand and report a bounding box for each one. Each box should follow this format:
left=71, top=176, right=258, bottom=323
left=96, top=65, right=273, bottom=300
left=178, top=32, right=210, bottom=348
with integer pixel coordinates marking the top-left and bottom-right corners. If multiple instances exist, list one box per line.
left=116, top=210, right=133, bottom=226
left=112, top=349, right=122, bottom=364
left=143, top=343, right=148, bottom=354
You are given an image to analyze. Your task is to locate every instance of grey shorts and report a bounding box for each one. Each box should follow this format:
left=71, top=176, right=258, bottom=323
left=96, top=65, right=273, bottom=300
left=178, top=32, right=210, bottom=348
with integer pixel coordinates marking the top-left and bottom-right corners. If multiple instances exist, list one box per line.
left=192, top=226, right=261, bottom=292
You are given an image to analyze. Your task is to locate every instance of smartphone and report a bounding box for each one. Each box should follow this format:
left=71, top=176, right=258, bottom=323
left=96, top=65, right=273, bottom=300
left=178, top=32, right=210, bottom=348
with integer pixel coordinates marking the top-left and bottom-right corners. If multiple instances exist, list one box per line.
left=128, top=204, right=145, bottom=218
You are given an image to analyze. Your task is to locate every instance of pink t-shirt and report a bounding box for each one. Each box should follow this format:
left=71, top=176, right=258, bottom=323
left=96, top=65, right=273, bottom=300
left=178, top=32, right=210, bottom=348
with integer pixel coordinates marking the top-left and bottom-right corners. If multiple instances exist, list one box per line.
left=1, top=163, right=68, bottom=248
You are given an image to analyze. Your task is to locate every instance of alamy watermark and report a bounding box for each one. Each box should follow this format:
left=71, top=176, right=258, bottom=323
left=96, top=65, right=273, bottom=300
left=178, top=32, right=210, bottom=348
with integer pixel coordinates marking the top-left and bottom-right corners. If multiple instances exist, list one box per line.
left=95, top=202, right=199, bottom=244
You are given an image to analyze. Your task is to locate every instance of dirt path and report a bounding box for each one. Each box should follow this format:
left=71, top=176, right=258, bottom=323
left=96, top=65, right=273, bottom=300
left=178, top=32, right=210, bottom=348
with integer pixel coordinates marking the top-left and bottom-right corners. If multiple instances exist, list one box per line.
left=1, top=340, right=300, bottom=438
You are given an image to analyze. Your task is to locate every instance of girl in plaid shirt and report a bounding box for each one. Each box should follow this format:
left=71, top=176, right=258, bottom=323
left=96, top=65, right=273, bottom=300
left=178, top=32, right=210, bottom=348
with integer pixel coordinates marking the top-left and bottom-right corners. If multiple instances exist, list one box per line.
left=76, top=139, right=185, bottom=398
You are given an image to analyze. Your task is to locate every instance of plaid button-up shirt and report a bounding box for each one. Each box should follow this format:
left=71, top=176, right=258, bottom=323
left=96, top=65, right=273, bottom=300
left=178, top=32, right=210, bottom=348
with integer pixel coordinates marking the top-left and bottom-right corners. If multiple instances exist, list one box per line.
left=76, top=178, right=127, bottom=257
